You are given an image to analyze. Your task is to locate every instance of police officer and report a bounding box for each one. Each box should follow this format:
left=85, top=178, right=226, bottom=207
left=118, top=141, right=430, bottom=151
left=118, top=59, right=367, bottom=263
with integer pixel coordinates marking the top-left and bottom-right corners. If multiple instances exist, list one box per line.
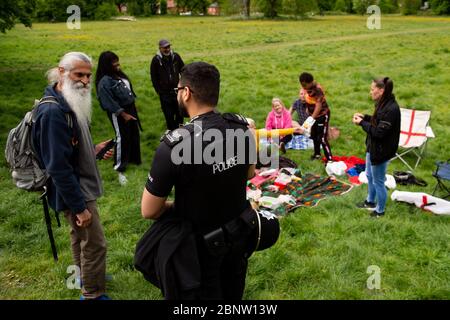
left=141, top=62, right=256, bottom=300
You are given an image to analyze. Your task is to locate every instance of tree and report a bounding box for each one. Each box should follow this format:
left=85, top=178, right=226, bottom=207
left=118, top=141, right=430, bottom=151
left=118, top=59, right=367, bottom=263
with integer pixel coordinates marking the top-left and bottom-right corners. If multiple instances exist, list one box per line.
left=258, top=0, right=282, bottom=17
left=282, top=0, right=318, bottom=16
left=149, top=0, right=158, bottom=14
left=160, top=0, right=168, bottom=14
left=400, top=0, right=421, bottom=15
left=430, top=0, right=450, bottom=14
left=176, top=0, right=211, bottom=14
left=0, top=0, right=36, bottom=33
left=244, top=0, right=251, bottom=17
left=334, top=0, right=346, bottom=11
left=352, top=0, right=373, bottom=14
left=317, top=0, right=336, bottom=11
left=378, top=0, right=399, bottom=13
left=343, top=0, right=353, bottom=12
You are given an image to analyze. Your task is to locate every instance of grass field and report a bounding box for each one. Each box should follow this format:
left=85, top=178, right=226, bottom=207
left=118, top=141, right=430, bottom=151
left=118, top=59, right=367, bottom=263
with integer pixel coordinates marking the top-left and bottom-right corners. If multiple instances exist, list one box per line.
left=0, top=15, right=449, bottom=300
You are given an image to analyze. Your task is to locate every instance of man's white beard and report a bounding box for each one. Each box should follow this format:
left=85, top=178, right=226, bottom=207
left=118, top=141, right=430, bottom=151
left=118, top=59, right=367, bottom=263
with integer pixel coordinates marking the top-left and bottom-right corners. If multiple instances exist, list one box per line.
left=61, top=75, right=92, bottom=124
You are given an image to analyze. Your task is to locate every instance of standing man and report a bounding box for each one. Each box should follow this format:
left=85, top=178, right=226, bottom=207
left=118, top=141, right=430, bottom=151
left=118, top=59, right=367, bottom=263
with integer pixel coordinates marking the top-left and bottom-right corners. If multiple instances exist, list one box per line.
left=33, top=52, right=114, bottom=300
left=150, top=39, right=185, bottom=130
left=140, top=62, right=256, bottom=299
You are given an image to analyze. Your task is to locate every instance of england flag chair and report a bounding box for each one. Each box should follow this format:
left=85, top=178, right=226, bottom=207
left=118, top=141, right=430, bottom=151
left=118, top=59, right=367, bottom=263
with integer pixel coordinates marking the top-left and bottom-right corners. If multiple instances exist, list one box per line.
left=391, top=108, right=434, bottom=171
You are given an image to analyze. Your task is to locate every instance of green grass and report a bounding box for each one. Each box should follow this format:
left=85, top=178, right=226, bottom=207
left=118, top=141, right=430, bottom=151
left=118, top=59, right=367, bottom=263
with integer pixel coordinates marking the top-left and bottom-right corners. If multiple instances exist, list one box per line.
left=0, top=15, right=449, bottom=300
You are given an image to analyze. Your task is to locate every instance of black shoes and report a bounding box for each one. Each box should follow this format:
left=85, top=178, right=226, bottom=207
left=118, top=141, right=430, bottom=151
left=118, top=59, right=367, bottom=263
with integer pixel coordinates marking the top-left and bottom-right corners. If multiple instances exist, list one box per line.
left=310, top=154, right=321, bottom=160
left=357, top=200, right=385, bottom=217
left=369, top=211, right=385, bottom=218
left=356, top=200, right=376, bottom=211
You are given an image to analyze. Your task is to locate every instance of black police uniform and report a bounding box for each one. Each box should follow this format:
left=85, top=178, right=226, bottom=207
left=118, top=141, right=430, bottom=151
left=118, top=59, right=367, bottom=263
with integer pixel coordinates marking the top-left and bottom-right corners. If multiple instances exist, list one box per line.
left=145, top=110, right=254, bottom=299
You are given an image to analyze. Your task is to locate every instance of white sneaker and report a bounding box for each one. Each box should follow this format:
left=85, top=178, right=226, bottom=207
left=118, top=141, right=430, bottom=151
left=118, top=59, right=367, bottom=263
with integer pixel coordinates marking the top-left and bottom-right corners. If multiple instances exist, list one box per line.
left=118, top=173, right=128, bottom=186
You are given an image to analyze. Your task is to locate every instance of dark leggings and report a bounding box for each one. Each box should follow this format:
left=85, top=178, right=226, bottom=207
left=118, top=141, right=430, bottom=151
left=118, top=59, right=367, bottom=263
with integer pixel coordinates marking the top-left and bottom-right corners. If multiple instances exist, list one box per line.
left=281, top=134, right=293, bottom=145
left=311, top=113, right=332, bottom=161
left=108, top=110, right=141, bottom=172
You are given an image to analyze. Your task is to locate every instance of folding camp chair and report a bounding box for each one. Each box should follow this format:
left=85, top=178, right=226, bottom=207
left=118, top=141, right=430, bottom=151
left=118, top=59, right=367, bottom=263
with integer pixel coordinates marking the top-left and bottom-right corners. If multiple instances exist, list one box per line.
left=391, top=108, right=434, bottom=171
left=432, top=160, right=450, bottom=199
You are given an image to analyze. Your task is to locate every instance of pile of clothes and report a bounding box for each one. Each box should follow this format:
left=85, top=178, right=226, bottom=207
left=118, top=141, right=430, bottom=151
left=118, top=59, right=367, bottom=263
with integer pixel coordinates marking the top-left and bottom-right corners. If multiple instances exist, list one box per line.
left=247, top=160, right=353, bottom=216
left=324, top=156, right=366, bottom=184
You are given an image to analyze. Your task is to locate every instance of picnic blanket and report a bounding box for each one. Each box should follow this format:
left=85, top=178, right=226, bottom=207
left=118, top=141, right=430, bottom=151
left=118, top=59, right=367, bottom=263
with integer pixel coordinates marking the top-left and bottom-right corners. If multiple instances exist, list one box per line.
left=286, top=134, right=314, bottom=150
left=248, top=170, right=353, bottom=216
left=280, top=173, right=352, bottom=208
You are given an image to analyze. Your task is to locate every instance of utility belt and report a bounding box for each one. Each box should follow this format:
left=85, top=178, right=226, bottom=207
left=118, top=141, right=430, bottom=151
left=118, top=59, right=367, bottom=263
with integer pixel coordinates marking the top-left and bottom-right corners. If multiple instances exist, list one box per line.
left=203, top=206, right=280, bottom=257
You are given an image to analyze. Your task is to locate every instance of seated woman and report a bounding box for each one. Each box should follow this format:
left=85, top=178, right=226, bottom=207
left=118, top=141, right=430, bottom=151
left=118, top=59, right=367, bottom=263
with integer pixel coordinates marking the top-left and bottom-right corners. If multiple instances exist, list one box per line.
left=265, top=98, right=302, bottom=153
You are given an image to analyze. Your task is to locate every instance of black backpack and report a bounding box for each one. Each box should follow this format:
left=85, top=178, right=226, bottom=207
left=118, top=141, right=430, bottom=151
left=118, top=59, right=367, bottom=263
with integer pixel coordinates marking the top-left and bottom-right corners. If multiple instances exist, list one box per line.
left=393, top=171, right=428, bottom=187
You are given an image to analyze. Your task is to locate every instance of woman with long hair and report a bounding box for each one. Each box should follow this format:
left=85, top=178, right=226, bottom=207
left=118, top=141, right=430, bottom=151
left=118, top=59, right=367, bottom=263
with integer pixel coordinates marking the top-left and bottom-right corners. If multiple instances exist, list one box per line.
left=353, top=77, right=401, bottom=217
left=96, top=51, right=142, bottom=185
left=265, top=98, right=296, bottom=153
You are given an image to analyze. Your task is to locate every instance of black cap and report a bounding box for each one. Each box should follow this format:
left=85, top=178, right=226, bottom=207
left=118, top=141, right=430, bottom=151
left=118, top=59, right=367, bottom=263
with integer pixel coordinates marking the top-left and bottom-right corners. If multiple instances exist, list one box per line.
left=245, top=209, right=280, bottom=254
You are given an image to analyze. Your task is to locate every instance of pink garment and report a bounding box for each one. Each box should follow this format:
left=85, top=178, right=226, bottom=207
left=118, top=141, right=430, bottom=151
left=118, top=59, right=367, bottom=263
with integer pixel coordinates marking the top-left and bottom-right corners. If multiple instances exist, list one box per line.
left=249, top=171, right=279, bottom=188
left=265, top=108, right=292, bottom=130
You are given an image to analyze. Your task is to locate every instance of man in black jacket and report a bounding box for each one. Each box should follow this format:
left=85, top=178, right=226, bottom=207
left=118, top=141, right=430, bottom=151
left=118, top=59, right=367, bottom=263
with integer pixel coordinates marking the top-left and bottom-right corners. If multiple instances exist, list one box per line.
left=150, top=39, right=185, bottom=130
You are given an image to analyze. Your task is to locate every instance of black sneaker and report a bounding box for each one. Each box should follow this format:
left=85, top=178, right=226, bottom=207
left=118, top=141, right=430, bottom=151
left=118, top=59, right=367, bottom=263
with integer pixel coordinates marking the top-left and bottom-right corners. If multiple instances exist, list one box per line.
left=370, top=211, right=385, bottom=218
left=310, top=154, right=321, bottom=160
left=356, top=200, right=376, bottom=211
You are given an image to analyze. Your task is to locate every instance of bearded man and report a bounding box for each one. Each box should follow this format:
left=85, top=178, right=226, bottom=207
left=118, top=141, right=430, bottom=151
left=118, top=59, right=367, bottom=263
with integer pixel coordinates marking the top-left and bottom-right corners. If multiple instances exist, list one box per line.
left=32, top=52, right=113, bottom=300
left=150, top=39, right=185, bottom=130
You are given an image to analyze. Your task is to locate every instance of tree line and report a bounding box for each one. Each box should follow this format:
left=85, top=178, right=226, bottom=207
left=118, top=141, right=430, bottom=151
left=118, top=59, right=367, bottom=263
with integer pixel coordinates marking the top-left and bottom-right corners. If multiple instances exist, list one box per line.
left=1, top=0, right=449, bottom=33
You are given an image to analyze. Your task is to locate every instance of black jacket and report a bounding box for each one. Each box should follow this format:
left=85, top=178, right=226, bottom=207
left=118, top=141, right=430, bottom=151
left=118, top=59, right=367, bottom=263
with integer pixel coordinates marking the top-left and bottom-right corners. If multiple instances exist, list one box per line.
left=150, top=51, right=184, bottom=95
left=134, top=213, right=201, bottom=300
left=360, top=96, right=401, bottom=165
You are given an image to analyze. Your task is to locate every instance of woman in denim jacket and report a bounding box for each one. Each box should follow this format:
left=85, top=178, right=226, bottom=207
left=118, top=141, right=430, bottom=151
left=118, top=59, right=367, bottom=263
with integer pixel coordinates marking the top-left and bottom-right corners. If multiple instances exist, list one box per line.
left=95, top=51, right=142, bottom=185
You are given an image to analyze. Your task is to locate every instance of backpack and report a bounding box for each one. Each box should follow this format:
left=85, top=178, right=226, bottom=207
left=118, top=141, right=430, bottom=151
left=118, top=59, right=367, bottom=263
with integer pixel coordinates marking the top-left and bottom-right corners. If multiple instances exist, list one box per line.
left=393, top=171, right=428, bottom=187
left=4, top=96, right=73, bottom=261
left=5, top=96, right=73, bottom=191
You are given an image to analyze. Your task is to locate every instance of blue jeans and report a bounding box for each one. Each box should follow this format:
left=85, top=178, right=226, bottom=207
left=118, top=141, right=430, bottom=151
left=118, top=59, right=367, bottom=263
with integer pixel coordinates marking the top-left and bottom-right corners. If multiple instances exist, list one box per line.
left=365, top=153, right=389, bottom=213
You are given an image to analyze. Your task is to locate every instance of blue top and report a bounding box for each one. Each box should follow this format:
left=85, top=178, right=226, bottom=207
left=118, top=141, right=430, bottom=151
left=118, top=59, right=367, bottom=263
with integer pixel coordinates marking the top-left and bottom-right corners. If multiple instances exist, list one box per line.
left=32, top=85, right=86, bottom=214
